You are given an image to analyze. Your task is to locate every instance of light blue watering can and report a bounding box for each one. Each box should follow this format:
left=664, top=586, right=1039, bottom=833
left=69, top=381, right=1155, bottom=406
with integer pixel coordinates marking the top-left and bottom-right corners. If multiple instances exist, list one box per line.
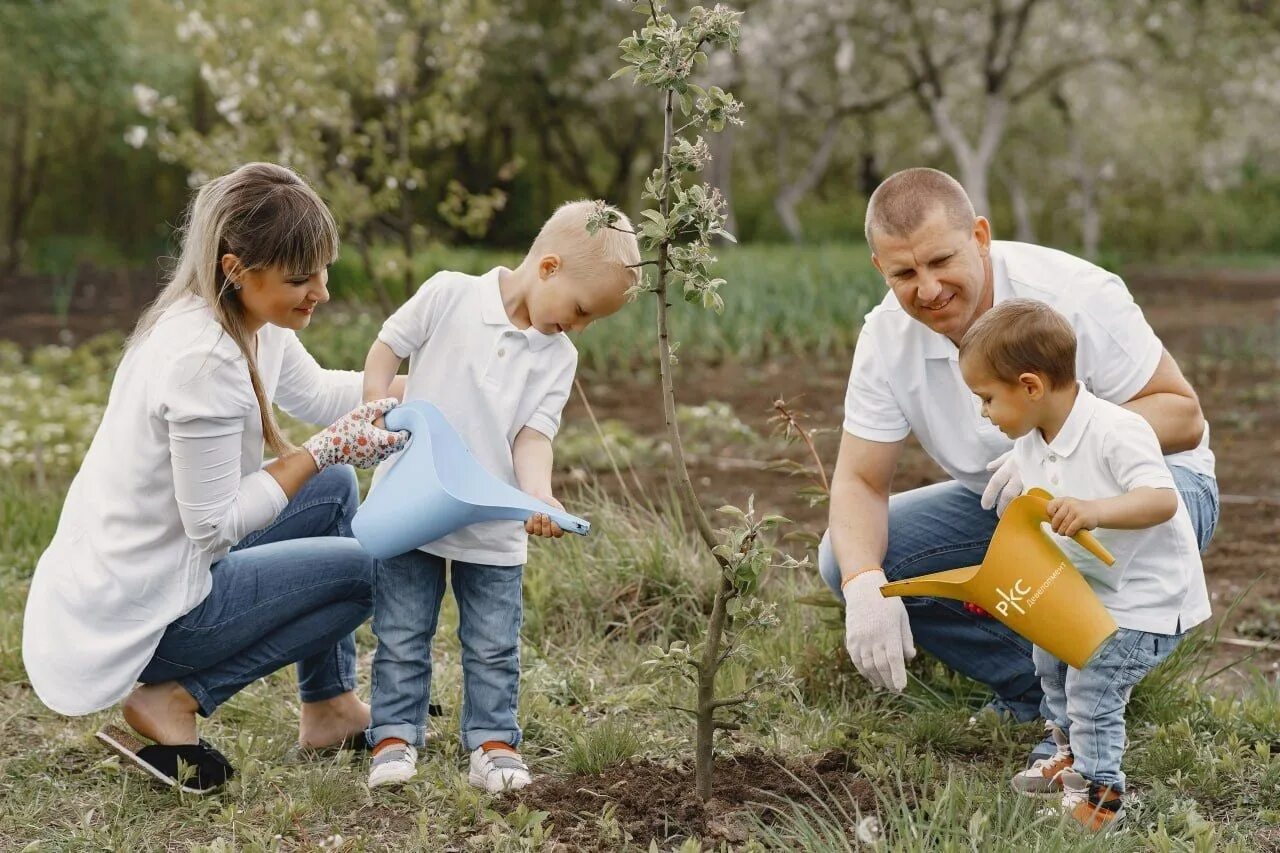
left=352, top=400, right=590, bottom=559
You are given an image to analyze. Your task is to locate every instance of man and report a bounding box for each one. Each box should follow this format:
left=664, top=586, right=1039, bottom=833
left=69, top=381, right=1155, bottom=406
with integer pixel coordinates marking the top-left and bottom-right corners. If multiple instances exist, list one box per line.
left=823, top=167, right=1217, bottom=756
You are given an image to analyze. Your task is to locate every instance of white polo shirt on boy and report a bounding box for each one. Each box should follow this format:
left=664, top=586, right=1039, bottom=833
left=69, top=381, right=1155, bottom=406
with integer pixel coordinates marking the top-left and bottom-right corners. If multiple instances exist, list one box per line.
left=1013, top=384, right=1210, bottom=636
left=372, top=267, right=578, bottom=566
left=842, top=241, right=1215, bottom=494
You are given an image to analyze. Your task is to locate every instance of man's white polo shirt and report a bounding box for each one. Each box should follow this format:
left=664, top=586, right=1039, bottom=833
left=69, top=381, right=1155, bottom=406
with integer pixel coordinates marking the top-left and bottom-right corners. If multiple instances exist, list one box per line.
left=372, top=267, right=578, bottom=566
left=1013, top=385, right=1209, bottom=635
left=842, top=241, right=1215, bottom=494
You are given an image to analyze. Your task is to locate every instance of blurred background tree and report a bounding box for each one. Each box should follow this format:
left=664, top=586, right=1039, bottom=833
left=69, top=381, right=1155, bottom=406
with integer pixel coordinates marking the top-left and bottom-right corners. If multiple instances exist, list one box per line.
left=2, top=0, right=1279, bottom=286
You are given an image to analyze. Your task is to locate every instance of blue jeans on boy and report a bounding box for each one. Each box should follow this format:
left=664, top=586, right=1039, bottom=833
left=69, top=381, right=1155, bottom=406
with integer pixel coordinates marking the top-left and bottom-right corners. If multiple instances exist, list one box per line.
left=367, top=549, right=523, bottom=751
left=1035, top=627, right=1184, bottom=791
left=818, top=465, right=1218, bottom=721
left=139, top=465, right=374, bottom=715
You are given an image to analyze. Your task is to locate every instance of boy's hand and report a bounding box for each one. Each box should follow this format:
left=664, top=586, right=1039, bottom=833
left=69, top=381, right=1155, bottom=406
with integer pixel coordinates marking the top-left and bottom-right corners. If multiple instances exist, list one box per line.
left=1046, top=497, right=1100, bottom=537
left=525, top=494, right=565, bottom=539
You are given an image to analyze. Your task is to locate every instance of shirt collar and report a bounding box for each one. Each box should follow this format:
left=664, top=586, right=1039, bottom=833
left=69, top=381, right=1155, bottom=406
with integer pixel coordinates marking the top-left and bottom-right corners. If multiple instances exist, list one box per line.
left=923, top=247, right=1011, bottom=361
left=478, top=266, right=562, bottom=352
left=1042, top=382, right=1096, bottom=457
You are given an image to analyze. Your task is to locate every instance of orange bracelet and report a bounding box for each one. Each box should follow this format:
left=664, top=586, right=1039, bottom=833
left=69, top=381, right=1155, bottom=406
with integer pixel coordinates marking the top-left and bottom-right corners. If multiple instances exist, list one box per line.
left=839, top=565, right=884, bottom=590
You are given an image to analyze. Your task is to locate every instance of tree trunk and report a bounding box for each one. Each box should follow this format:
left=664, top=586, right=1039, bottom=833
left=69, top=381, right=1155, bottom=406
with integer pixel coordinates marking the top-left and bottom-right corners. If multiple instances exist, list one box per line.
left=6, top=94, right=30, bottom=274
left=707, top=125, right=737, bottom=238
left=1002, top=170, right=1036, bottom=243
left=774, top=117, right=841, bottom=244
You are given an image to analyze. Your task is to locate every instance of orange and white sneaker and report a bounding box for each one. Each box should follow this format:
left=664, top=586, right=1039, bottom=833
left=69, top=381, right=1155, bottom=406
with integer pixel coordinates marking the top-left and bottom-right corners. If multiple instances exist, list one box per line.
left=468, top=741, right=532, bottom=793
left=1010, top=724, right=1073, bottom=797
left=1058, top=770, right=1125, bottom=833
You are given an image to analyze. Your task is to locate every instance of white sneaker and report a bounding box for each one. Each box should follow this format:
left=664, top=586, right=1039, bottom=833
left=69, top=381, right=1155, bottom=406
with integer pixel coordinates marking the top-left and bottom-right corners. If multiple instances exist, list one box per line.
left=368, top=743, right=418, bottom=788
left=468, top=744, right=532, bottom=793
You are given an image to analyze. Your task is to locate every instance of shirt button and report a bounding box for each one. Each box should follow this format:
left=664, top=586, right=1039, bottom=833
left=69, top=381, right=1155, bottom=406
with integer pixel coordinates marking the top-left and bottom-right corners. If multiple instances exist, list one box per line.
left=497, top=348, right=506, bottom=358
left=1050, top=475, right=1060, bottom=485
left=1048, top=454, right=1057, bottom=463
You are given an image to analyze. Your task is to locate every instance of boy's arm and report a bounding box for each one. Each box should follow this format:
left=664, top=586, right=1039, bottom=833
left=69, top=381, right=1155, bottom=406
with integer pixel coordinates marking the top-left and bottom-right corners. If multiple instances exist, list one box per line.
left=1048, top=416, right=1180, bottom=537
left=1047, top=488, right=1178, bottom=537
left=363, top=340, right=404, bottom=403
left=513, top=426, right=563, bottom=538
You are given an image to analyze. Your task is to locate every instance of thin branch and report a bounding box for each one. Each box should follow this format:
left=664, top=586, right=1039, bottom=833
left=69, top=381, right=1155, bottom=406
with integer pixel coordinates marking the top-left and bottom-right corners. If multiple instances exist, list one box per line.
left=607, top=224, right=638, bottom=235
left=627, top=259, right=660, bottom=268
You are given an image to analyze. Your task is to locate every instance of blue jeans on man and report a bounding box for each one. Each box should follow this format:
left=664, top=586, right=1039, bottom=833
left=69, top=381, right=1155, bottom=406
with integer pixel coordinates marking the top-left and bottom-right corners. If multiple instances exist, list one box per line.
left=818, top=465, right=1219, bottom=720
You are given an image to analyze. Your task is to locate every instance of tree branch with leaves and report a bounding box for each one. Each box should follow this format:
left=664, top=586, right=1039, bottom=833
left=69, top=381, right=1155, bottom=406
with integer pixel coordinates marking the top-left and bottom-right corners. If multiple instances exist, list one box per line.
left=588, top=1, right=802, bottom=802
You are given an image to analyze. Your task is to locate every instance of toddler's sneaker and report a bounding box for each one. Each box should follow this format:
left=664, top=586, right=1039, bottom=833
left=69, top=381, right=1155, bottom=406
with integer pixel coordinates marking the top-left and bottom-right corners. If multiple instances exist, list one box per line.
left=1059, top=769, right=1125, bottom=833
left=1011, top=724, right=1073, bottom=797
left=468, top=741, right=532, bottom=792
left=368, top=740, right=418, bottom=788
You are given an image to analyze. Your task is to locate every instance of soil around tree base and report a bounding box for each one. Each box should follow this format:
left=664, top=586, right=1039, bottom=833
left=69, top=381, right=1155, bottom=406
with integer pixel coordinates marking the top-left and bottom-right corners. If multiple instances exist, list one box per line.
left=510, top=749, right=878, bottom=850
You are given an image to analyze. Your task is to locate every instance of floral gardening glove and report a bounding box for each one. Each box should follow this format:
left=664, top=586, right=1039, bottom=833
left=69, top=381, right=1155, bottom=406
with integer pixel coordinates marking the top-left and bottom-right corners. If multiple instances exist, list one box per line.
left=303, top=398, right=408, bottom=470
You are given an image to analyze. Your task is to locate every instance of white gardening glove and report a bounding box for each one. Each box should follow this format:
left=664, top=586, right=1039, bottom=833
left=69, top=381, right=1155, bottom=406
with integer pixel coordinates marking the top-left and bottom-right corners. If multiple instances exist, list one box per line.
left=303, top=398, right=408, bottom=470
left=981, top=450, right=1023, bottom=517
left=843, top=570, right=916, bottom=692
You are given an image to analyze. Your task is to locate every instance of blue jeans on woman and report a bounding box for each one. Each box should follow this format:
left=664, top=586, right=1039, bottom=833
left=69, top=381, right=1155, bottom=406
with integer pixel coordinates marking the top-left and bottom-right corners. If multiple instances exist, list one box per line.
left=138, top=465, right=375, bottom=716
left=366, top=549, right=523, bottom=751
left=818, top=465, right=1219, bottom=720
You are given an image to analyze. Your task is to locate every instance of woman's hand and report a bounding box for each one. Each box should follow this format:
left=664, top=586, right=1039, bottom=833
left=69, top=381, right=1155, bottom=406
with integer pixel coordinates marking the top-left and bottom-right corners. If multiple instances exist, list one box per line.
left=303, top=398, right=408, bottom=470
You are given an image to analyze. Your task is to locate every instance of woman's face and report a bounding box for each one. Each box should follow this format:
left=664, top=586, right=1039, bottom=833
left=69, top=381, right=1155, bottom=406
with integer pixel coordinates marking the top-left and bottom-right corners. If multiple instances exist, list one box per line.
left=225, top=255, right=329, bottom=332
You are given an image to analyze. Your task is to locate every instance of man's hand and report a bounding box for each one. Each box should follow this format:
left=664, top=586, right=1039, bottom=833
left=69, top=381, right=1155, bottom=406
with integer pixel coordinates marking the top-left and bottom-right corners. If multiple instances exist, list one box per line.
left=843, top=570, right=916, bottom=692
left=981, top=450, right=1023, bottom=517
left=1046, top=496, right=1100, bottom=537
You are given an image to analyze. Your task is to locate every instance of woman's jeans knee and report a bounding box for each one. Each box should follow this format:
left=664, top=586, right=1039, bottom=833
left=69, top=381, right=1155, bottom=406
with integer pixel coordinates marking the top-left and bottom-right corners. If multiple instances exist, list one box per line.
left=139, top=465, right=373, bottom=716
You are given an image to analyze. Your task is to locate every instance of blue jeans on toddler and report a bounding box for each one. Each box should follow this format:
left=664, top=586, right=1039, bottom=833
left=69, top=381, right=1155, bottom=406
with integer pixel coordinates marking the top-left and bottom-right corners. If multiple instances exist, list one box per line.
left=366, top=549, right=523, bottom=751
left=1035, top=627, right=1184, bottom=791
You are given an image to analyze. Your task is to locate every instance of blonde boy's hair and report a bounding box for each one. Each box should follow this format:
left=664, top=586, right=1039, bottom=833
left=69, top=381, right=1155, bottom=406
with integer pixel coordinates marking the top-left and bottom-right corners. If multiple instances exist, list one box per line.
left=525, top=200, right=641, bottom=289
left=959, top=298, right=1077, bottom=390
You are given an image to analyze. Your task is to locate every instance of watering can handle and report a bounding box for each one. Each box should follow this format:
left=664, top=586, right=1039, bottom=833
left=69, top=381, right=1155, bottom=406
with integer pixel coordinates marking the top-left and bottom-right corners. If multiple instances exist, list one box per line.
left=1024, top=489, right=1116, bottom=567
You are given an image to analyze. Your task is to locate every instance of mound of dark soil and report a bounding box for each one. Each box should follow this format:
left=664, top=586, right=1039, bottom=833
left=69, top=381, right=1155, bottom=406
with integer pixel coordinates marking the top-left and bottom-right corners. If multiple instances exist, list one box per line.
left=510, top=749, right=878, bottom=849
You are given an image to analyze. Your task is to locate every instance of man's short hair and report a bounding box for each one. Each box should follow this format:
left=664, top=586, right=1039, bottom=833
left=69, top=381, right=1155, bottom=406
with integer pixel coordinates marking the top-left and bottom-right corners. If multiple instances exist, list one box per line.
left=864, top=168, right=976, bottom=250
left=959, top=299, right=1077, bottom=389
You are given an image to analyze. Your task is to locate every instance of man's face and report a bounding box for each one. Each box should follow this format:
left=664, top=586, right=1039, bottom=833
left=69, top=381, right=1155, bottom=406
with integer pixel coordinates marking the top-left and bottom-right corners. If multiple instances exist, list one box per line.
left=871, top=208, right=993, bottom=343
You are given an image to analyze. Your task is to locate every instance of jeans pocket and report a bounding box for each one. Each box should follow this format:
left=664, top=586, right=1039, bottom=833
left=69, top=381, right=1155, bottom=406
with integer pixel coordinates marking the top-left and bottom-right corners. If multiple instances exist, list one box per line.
left=138, top=652, right=198, bottom=682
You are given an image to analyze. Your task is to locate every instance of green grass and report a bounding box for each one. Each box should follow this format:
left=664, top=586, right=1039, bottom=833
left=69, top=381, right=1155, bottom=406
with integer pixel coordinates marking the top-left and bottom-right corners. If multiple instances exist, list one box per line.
left=2, top=460, right=1277, bottom=849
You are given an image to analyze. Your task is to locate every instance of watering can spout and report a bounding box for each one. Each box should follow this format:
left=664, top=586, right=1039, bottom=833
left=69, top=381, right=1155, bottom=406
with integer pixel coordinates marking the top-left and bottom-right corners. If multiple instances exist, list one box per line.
left=879, top=490, right=1118, bottom=669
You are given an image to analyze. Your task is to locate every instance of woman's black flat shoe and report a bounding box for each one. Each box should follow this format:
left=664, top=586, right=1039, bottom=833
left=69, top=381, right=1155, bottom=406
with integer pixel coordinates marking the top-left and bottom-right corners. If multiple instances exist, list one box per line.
left=96, top=724, right=235, bottom=794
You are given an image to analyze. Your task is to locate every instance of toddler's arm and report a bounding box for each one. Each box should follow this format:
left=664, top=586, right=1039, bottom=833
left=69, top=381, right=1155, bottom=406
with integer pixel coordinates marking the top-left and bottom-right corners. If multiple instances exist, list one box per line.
left=513, top=426, right=563, bottom=539
left=1047, top=488, right=1178, bottom=538
left=364, top=340, right=403, bottom=403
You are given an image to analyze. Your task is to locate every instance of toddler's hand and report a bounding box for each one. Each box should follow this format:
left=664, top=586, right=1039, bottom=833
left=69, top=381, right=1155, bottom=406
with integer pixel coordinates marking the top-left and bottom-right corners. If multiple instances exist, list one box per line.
left=303, top=398, right=408, bottom=470
left=1046, top=496, right=1099, bottom=537
left=525, top=494, right=565, bottom=539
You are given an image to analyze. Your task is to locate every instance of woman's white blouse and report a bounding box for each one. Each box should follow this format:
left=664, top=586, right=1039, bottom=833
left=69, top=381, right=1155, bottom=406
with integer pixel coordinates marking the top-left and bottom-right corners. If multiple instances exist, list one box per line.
left=22, top=297, right=362, bottom=715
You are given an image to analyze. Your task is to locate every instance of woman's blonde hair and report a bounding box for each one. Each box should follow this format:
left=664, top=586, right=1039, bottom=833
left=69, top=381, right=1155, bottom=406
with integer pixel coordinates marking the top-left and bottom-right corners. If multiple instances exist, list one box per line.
left=128, top=162, right=340, bottom=456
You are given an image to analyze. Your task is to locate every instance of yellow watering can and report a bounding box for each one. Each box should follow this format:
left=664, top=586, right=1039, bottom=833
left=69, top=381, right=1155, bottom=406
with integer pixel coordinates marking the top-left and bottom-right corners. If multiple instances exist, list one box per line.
left=880, top=489, right=1117, bottom=669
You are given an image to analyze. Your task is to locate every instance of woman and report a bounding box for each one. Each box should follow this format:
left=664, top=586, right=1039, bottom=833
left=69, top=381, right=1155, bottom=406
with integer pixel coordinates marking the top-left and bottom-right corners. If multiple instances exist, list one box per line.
left=22, top=162, right=406, bottom=792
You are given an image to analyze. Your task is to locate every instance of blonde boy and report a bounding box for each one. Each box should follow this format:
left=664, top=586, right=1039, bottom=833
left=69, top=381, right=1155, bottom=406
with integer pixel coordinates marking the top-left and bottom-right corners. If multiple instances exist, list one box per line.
left=959, top=299, right=1209, bottom=834
left=360, top=201, right=640, bottom=790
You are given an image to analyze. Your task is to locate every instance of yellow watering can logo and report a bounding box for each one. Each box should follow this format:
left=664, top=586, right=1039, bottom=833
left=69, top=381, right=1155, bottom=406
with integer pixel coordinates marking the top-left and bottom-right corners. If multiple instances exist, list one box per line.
left=880, top=488, right=1117, bottom=669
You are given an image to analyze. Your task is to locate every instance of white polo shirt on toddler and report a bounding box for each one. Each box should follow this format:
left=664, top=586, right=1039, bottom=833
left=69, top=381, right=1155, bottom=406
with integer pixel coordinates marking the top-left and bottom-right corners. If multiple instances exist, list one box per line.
left=372, top=267, right=578, bottom=566
left=841, top=241, right=1215, bottom=494
left=1013, top=384, right=1210, bottom=636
